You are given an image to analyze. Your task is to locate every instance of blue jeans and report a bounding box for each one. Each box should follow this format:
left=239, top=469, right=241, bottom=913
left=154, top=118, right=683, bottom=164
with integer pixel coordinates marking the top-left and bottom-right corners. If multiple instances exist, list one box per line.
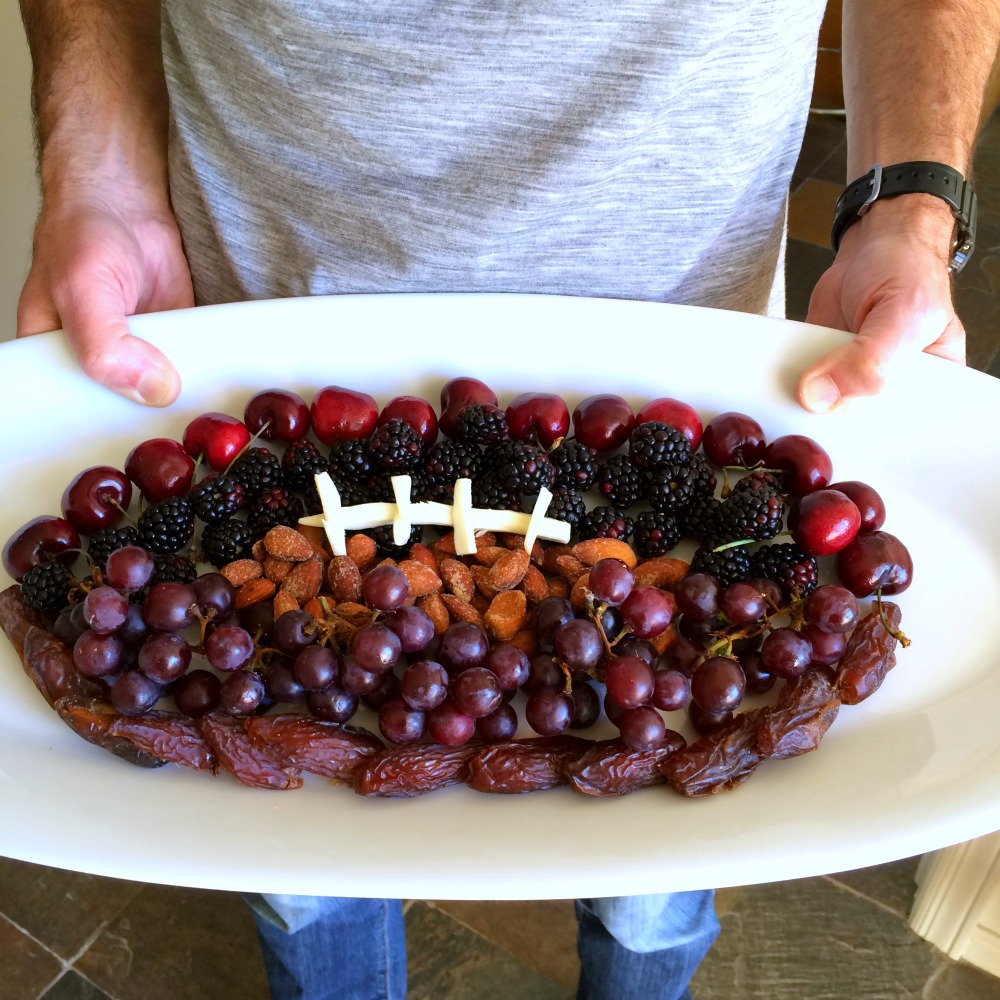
left=246, top=891, right=719, bottom=1000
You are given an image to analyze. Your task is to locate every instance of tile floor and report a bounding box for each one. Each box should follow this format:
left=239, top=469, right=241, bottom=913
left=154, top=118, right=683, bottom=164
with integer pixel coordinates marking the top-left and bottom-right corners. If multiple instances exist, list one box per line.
left=4, top=114, right=1000, bottom=1000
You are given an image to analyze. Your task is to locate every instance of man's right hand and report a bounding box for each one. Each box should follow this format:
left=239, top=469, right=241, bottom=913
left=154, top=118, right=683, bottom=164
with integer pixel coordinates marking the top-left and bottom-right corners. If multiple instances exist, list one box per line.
left=17, top=191, right=193, bottom=407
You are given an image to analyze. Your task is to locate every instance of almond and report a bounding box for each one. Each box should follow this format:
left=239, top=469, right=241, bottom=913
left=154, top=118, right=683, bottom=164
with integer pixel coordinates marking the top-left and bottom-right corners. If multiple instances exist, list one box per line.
left=484, top=589, right=527, bottom=642
left=303, top=597, right=328, bottom=619
left=473, top=545, right=508, bottom=566
left=345, top=533, right=378, bottom=572
left=648, top=623, right=678, bottom=656
left=280, top=559, right=323, bottom=603
left=398, top=559, right=442, bottom=598
left=570, top=571, right=592, bottom=612
left=273, top=590, right=301, bottom=619
left=572, top=537, right=638, bottom=569
left=409, top=542, right=440, bottom=573
left=542, top=544, right=576, bottom=575
left=326, top=556, right=363, bottom=603
left=486, top=548, right=530, bottom=591
left=335, top=601, right=373, bottom=624
left=554, top=553, right=587, bottom=586
left=251, top=540, right=267, bottom=563
left=439, top=558, right=476, bottom=603
left=440, top=593, right=485, bottom=628
left=296, top=522, right=330, bottom=556
left=234, top=577, right=276, bottom=610
left=633, top=557, right=691, bottom=590
left=470, top=564, right=498, bottom=601
left=433, top=530, right=496, bottom=556
left=416, top=593, right=450, bottom=635
left=519, top=563, right=549, bottom=604
left=546, top=578, right=571, bottom=600
left=263, top=556, right=294, bottom=583
left=509, top=628, right=540, bottom=658
left=220, top=559, right=263, bottom=587
left=263, top=525, right=315, bottom=561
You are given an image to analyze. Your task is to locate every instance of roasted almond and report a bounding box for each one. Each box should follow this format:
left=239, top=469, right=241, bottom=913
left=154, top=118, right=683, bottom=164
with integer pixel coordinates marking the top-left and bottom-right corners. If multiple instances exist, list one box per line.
left=519, top=563, right=549, bottom=604
left=572, top=537, right=638, bottom=569
left=408, top=542, right=440, bottom=573
left=272, top=590, right=301, bottom=619
left=345, top=533, right=378, bottom=572
left=439, top=557, right=476, bottom=603
left=234, top=577, right=276, bottom=610
left=554, top=553, right=587, bottom=586
left=280, top=559, right=323, bottom=603
left=484, top=589, right=527, bottom=642
left=416, top=593, right=450, bottom=635
left=263, top=556, right=294, bottom=583
left=263, top=525, right=315, bottom=561
left=486, top=548, right=530, bottom=591
left=440, top=593, right=485, bottom=628
left=633, top=557, right=691, bottom=590
left=326, top=556, right=363, bottom=603
left=398, top=559, right=443, bottom=598
left=220, top=559, right=263, bottom=587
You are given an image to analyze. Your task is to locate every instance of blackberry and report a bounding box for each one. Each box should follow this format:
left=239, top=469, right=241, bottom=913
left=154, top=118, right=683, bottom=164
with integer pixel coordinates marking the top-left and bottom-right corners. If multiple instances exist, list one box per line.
left=629, top=421, right=692, bottom=470
left=87, top=525, right=140, bottom=571
left=471, top=474, right=522, bottom=511
left=20, top=562, right=73, bottom=613
left=329, top=477, right=375, bottom=507
left=730, top=470, right=783, bottom=496
left=201, top=517, right=256, bottom=567
left=678, top=494, right=723, bottom=542
left=748, top=543, right=819, bottom=599
left=229, top=447, right=283, bottom=496
left=371, top=524, right=422, bottom=557
left=151, top=552, right=198, bottom=585
left=633, top=510, right=682, bottom=558
left=368, top=418, right=424, bottom=472
left=546, top=488, right=587, bottom=529
left=716, top=489, right=785, bottom=542
left=245, top=488, right=305, bottom=540
left=455, top=404, right=508, bottom=445
left=594, top=454, right=646, bottom=509
left=549, top=439, right=597, bottom=491
left=328, top=437, right=376, bottom=484
left=689, top=541, right=752, bottom=587
left=137, top=497, right=195, bottom=554
left=484, top=440, right=556, bottom=496
left=282, top=439, right=329, bottom=492
left=576, top=505, right=633, bottom=542
left=190, top=475, right=246, bottom=524
left=647, top=456, right=717, bottom=514
left=424, top=439, right=483, bottom=487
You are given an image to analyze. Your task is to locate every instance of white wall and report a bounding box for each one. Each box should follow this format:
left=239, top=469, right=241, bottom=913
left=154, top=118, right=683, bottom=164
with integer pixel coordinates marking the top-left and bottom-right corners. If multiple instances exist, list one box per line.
left=0, top=8, right=38, bottom=344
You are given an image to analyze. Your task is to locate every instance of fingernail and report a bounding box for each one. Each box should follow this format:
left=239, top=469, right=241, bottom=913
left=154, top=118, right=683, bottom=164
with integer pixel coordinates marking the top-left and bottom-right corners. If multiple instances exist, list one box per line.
left=802, top=374, right=840, bottom=414
left=134, top=367, right=178, bottom=407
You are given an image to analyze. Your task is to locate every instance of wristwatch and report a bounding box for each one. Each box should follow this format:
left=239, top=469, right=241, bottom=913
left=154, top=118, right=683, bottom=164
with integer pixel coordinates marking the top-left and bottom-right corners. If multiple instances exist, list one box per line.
left=830, top=161, right=977, bottom=273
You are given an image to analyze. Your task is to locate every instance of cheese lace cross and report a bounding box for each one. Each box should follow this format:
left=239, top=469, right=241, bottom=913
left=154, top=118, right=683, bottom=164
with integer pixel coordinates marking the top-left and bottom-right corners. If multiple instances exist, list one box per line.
left=299, top=473, right=572, bottom=556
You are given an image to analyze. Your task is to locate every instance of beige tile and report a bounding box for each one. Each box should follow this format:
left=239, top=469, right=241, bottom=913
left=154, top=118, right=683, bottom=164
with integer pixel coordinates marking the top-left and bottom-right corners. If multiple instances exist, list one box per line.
left=0, top=913, right=63, bottom=1000
left=73, top=885, right=268, bottom=1000
left=430, top=899, right=580, bottom=989
left=0, top=857, right=144, bottom=960
left=788, top=178, right=842, bottom=248
left=405, top=902, right=571, bottom=1000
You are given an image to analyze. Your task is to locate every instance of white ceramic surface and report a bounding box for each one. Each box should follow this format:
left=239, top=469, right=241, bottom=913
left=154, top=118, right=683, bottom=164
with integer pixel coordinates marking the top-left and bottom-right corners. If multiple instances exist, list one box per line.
left=1, top=293, right=998, bottom=900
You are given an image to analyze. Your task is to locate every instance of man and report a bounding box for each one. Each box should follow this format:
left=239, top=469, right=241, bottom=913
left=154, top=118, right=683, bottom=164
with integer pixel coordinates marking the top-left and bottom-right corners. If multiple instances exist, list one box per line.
left=15, top=2, right=997, bottom=998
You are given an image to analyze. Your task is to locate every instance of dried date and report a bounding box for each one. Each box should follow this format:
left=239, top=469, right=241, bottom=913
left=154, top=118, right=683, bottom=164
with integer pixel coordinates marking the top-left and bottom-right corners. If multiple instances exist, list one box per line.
left=566, top=732, right=686, bottom=797
left=660, top=710, right=763, bottom=797
left=354, top=742, right=482, bottom=797
left=755, top=667, right=840, bottom=760
left=108, top=711, right=218, bottom=772
left=837, top=602, right=902, bottom=705
left=200, top=713, right=303, bottom=790
left=245, top=714, right=384, bottom=781
left=54, top=696, right=168, bottom=769
left=466, top=734, right=591, bottom=794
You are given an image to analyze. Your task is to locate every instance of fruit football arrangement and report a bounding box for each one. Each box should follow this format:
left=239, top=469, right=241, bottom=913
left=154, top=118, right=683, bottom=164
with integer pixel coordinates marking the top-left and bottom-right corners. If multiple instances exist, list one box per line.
left=0, top=378, right=913, bottom=798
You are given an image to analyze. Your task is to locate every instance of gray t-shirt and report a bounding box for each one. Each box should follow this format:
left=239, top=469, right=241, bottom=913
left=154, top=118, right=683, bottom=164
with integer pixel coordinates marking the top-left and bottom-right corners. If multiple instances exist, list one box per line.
left=162, top=1, right=826, bottom=317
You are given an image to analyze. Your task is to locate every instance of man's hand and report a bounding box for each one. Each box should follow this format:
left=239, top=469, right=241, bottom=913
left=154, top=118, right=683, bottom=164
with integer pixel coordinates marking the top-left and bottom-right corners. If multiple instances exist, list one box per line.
left=797, top=194, right=965, bottom=413
left=17, top=193, right=193, bottom=406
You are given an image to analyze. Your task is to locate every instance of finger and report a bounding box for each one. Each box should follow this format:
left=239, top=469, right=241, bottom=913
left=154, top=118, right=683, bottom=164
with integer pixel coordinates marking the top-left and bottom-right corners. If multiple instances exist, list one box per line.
left=55, top=276, right=181, bottom=407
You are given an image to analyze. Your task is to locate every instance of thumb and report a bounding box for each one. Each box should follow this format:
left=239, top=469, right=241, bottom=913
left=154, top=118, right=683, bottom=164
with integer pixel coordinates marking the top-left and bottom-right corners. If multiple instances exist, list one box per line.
left=57, top=277, right=181, bottom=407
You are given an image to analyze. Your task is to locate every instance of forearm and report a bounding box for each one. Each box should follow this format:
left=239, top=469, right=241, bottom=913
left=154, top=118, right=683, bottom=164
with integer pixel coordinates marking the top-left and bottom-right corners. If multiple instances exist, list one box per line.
left=842, top=0, right=1000, bottom=177
left=20, top=0, right=170, bottom=203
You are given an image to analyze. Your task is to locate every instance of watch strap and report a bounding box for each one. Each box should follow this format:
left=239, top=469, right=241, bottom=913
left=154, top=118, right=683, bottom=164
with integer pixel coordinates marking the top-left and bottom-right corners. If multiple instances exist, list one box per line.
left=830, top=161, right=977, bottom=273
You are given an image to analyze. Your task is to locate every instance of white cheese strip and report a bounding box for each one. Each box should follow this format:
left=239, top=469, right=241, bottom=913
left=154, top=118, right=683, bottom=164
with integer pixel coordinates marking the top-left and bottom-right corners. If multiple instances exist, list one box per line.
left=299, top=476, right=572, bottom=555
left=391, top=475, right=413, bottom=546
left=451, top=477, right=477, bottom=555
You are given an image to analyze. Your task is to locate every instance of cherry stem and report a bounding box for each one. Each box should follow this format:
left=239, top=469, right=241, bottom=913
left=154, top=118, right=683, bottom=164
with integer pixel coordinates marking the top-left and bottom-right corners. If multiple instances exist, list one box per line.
left=104, top=495, right=138, bottom=529
left=224, top=419, right=272, bottom=474
left=875, top=590, right=911, bottom=648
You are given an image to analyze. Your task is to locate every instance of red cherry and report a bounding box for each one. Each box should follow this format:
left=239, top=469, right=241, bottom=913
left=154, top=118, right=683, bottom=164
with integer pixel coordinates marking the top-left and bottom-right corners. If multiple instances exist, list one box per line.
left=827, top=480, right=886, bottom=533
left=244, top=389, right=310, bottom=442
left=763, top=434, right=832, bottom=496
left=572, top=394, right=634, bottom=453
left=124, top=439, right=196, bottom=501
left=61, top=466, right=132, bottom=534
left=789, top=489, right=862, bottom=556
left=439, top=377, right=497, bottom=438
left=635, top=398, right=703, bottom=451
left=310, top=386, right=379, bottom=444
left=505, top=392, right=570, bottom=448
left=183, top=412, right=251, bottom=470
left=702, top=412, right=766, bottom=468
left=3, top=516, right=81, bottom=582
left=836, top=530, right=913, bottom=597
left=378, top=396, right=438, bottom=447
